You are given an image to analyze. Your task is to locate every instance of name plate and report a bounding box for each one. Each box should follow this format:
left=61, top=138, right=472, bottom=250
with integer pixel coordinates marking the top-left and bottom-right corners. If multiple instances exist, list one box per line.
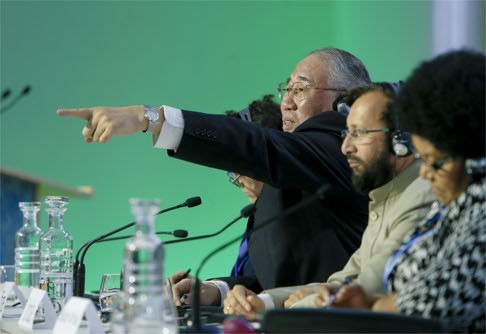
left=53, top=297, right=104, bottom=334
left=0, top=282, right=27, bottom=318
left=18, top=288, right=57, bottom=330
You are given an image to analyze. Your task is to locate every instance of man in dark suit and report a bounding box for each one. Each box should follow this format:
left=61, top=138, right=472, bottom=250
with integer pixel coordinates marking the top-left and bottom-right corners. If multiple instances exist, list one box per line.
left=58, top=47, right=371, bottom=306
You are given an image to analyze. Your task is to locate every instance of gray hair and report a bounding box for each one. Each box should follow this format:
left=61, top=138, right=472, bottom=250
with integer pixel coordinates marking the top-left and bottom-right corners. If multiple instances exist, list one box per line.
left=309, top=47, right=371, bottom=90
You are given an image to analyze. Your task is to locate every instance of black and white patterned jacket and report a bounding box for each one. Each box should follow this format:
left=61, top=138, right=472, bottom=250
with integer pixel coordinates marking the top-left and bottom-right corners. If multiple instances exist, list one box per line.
left=389, top=175, right=485, bottom=333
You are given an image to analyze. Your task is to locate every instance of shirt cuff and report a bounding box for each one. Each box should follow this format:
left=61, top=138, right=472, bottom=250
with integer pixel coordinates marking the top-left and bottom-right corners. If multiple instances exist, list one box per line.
left=257, top=293, right=275, bottom=310
left=153, top=105, right=185, bottom=150
left=205, top=280, right=230, bottom=307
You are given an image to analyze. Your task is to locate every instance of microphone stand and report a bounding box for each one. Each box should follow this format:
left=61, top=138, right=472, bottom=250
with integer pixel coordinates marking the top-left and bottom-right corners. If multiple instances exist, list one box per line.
left=165, top=217, right=245, bottom=245
left=96, top=230, right=188, bottom=243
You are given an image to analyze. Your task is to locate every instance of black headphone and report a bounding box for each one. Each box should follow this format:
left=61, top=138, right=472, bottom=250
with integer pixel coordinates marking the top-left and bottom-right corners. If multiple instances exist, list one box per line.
left=332, top=94, right=350, bottom=116
left=380, top=81, right=414, bottom=157
left=390, top=130, right=413, bottom=157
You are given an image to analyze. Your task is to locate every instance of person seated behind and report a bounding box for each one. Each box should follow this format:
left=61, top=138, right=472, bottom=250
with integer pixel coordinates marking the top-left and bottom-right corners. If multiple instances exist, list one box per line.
left=222, top=83, right=436, bottom=318
left=312, top=50, right=485, bottom=333
left=169, top=95, right=283, bottom=305
left=225, top=95, right=283, bottom=278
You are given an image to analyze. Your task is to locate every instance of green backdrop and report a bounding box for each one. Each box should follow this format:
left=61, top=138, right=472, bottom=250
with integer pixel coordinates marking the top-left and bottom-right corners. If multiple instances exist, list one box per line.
left=1, top=1, right=431, bottom=291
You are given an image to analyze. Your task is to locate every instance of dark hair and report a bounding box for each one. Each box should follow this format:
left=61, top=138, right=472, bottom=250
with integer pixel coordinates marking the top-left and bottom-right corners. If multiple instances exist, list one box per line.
left=309, top=47, right=371, bottom=89
left=393, top=50, right=485, bottom=159
left=339, top=83, right=398, bottom=129
left=225, top=94, right=283, bottom=130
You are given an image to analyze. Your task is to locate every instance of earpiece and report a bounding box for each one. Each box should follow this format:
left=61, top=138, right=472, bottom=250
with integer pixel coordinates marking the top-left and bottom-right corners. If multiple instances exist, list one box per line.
left=332, top=95, right=350, bottom=116
left=238, top=107, right=252, bottom=122
left=391, top=130, right=413, bottom=157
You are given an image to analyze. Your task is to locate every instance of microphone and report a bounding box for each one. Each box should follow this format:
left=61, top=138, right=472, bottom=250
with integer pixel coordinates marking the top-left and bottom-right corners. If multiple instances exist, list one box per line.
left=185, top=196, right=202, bottom=208
left=97, top=229, right=188, bottom=243
left=165, top=204, right=255, bottom=246
left=187, top=185, right=332, bottom=333
left=0, top=85, right=32, bottom=114
left=75, top=196, right=201, bottom=264
left=73, top=196, right=202, bottom=297
left=1, top=89, right=11, bottom=101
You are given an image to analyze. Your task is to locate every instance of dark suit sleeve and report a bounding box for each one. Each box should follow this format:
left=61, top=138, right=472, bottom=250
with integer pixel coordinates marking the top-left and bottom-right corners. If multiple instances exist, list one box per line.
left=168, top=110, right=352, bottom=193
left=209, top=274, right=263, bottom=293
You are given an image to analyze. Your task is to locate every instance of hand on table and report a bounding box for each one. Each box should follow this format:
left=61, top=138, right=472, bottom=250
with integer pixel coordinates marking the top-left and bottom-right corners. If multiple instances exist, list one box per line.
left=169, top=270, right=221, bottom=306
left=223, top=285, right=264, bottom=321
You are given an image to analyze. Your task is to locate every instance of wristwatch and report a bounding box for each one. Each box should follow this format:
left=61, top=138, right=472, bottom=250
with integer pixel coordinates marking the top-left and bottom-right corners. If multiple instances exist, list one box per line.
left=143, top=105, right=160, bottom=133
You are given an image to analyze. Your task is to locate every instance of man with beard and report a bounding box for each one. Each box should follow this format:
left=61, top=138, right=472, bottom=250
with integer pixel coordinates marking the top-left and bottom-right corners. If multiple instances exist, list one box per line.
left=222, top=83, right=436, bottom=319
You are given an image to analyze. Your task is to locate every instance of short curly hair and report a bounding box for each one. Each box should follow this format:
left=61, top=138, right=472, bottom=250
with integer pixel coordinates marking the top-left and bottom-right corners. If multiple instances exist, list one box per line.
left=393, top=50, right=485, bottom=159
left=225, top=94, right=282, bottom=130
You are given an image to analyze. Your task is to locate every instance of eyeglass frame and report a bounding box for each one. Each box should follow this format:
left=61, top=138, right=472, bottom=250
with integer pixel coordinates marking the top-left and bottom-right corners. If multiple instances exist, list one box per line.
left=341, top=128, right=390, bottom=143
left=277, top=81, right=346, bottom=101
left=414, top=153, right=452, bottom=172
left=227, top=171, right=242, bottom=186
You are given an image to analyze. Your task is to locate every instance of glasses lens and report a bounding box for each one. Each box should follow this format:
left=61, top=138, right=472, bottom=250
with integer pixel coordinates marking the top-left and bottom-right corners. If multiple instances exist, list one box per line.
left=292, top=82, right=305, bottom=101
left=277, top=83, right=287, bottom=100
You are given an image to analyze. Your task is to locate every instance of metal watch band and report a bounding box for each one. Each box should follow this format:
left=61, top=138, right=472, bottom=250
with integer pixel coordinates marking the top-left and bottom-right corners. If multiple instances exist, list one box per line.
left=143, top=105, right=160, bottom=133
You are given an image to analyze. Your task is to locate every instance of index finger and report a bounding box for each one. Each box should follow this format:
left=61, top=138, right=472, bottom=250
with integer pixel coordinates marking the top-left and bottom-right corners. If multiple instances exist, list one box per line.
left=57, top=108, right=93, bottom=120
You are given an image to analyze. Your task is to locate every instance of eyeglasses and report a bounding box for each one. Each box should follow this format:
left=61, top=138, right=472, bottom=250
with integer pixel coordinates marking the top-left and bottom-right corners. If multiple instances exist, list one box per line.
left=227, top=172, right=242, bottom=187
left=341, top=128, right=390, bottom=144
left=277, top=82, right=346, bottom=101
left=414, top=153, right=452, bottom=172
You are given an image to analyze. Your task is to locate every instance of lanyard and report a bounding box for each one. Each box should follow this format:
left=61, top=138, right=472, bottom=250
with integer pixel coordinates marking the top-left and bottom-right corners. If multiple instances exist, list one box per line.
left=383, top=205, right=442, bottom=293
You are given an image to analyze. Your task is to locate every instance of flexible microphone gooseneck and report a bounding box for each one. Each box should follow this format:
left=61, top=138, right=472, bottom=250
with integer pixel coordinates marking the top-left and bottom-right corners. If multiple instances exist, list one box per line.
left=164, top=204, right=255, bottom=246
left=73, top=196, right=201, bottom=297
left=97, top=229, right=188, bottom=243
left=188, top=185, right=331, bottom=333
left=75, top=196, right=200, bottom=264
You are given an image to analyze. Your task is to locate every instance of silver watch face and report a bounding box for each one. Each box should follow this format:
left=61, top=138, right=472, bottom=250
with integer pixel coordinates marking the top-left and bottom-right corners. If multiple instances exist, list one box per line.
left=145, top=106, right=159, bottom=123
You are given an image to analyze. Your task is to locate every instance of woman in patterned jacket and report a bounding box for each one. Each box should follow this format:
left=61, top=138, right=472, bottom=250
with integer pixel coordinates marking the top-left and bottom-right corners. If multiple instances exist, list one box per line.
left=313, top=50, right=485, bottom=332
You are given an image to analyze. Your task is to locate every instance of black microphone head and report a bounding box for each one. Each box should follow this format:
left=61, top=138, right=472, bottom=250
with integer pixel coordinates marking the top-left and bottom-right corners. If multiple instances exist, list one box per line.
left=1, top=89, right=11, bottom=100
left=21, top=85, right=31, bottom=96
left=173, top=229, right=188, bottom=238
left=240, top=204, right=256, bottom=218
left=185, top=196, right=202, bottom=208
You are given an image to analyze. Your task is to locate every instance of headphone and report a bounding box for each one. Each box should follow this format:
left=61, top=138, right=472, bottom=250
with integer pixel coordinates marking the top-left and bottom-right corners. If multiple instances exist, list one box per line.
left=381, top=81, right=414, bottom=157
left=238, top=107, right=252, bottom=122
left=390, top=130, right=413, bottom=157
left=332, top=94, right=350, bottom=116
left=333, top=81, right=413, bottom=157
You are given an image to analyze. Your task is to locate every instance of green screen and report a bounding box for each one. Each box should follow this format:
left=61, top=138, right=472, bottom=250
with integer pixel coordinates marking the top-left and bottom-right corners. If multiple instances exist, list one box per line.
left=1, top=0, right=431, bottom=291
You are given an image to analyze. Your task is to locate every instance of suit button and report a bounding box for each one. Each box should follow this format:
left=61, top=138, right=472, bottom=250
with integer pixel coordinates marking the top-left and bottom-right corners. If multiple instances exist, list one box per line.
left=370, top=211, right=378, bottom=220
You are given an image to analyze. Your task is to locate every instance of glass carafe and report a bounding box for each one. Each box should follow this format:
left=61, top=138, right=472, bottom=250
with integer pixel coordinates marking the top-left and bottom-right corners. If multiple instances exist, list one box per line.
left=39, top=196, right=73, bottom=313
left=15, top=201, right=42, bottom=287
left=111, top=199, right=177, bottom=334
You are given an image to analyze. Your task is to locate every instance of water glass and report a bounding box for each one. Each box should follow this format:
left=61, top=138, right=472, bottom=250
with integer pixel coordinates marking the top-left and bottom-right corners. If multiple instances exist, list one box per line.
left=99, top=274, right=121, bottom=312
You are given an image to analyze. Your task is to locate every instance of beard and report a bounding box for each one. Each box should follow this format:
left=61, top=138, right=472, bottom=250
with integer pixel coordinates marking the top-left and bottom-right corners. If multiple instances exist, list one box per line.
left=349, top=148, right=394, bottom=194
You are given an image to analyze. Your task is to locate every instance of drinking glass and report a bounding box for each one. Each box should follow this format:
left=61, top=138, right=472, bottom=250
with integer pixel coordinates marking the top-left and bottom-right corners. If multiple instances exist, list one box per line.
left=99, top=274, right=121, bottom=312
